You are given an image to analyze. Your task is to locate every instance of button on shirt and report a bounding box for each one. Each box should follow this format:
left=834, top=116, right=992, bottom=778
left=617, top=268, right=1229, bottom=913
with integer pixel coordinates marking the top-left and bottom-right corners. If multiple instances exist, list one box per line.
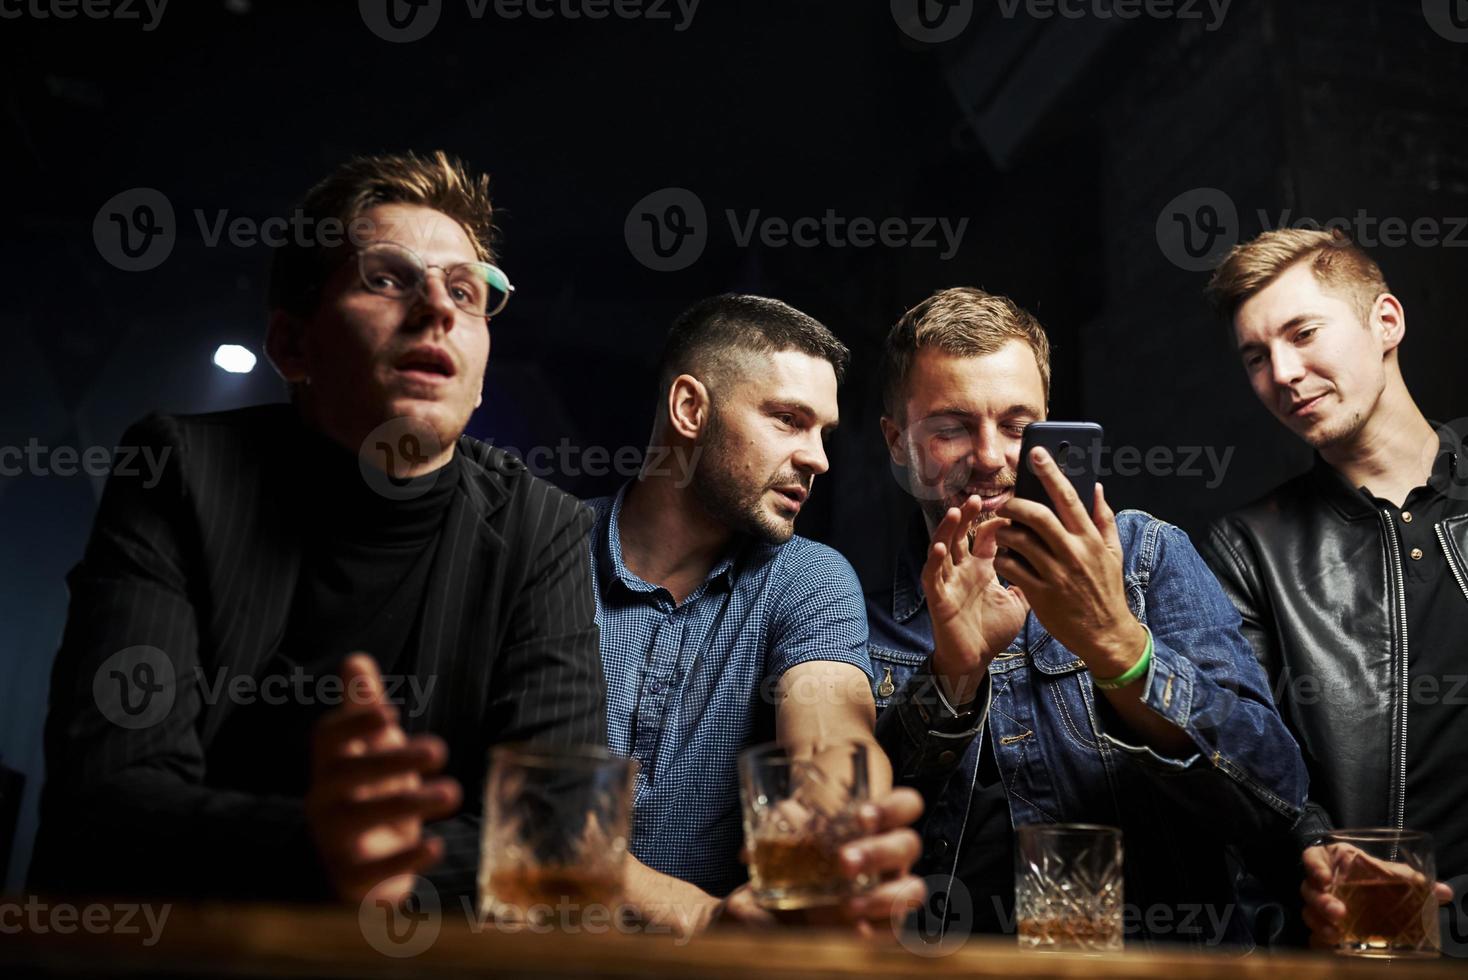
left=588, top=485, right=873, bottom=896
left=1360, top=427, right=1468, bottom=896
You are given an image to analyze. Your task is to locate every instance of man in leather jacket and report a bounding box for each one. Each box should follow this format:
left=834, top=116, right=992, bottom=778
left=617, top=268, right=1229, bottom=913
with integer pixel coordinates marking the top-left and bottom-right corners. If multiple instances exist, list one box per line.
left=1203, top=228, right=1461, bottom=949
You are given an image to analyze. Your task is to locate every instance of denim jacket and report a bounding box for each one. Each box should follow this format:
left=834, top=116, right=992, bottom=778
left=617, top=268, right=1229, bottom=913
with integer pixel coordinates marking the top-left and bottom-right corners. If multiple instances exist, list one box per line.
left=872, top=509, right=1309, bottom=949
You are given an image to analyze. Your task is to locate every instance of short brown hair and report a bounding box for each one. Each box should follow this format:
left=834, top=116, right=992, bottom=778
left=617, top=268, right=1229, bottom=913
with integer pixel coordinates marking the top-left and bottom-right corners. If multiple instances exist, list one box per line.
left=1206, top=227, right=1389, bottom=323
left=267, top=150, right=496, bottom=317
left=658, top=294, right=851, bottom=395
left=881, top=287, right=1052, bottom=419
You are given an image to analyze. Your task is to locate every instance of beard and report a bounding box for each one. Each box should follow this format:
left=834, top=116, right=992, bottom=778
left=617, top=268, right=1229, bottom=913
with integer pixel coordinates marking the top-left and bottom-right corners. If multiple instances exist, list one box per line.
left=909, top=447, right=1017, bottom=531
left=689, top=408, right=807, bottom=546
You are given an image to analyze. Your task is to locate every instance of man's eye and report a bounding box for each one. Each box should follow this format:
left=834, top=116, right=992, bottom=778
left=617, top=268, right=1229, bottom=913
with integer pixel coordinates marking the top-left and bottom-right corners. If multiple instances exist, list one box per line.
left=1244, top=353, right=1265, bottom=370
left=775, top=413, right=796, bottom=427
left=1296, top=327, right=1317, bottom=343
left=1002, top=425, right=1026, bottom=438
left=933, top=427, right=965, bottom=441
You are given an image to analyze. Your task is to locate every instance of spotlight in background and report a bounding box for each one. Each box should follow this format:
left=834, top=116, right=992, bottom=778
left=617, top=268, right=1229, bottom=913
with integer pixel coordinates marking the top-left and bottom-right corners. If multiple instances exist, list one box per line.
left=213, top=344, right=257, bottom=374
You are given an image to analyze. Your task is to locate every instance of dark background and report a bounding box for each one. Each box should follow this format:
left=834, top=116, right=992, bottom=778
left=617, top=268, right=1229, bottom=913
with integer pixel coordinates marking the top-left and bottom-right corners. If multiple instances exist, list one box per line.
left=2, top=0, right=1466, bottom=889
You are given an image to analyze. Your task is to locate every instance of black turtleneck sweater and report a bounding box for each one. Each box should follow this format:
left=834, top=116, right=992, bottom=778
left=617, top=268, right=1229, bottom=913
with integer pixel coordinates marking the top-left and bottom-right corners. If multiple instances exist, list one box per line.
left=208, top=426, right=459, bottom=796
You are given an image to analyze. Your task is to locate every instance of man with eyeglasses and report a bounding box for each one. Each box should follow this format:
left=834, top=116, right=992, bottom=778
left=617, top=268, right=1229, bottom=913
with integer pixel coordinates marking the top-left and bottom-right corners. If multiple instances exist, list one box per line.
left=30, top=151, right=603, bottom=908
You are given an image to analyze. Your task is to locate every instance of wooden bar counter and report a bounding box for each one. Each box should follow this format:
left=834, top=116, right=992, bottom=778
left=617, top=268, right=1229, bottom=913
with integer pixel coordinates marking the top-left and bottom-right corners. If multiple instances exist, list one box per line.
left=3, top=899, right=1463, bottom=979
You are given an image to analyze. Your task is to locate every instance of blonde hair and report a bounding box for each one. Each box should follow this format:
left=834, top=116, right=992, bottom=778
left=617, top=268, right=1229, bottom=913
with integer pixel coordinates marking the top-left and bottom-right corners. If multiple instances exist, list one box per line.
left=1206, top=227, right=1388, bottom=323
left=881, top=287, right=1051, bottom=418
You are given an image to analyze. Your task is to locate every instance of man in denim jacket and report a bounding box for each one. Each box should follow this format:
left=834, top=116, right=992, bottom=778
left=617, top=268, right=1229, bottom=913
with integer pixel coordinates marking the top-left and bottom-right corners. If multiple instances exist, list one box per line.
left=870, top=288, right=1308, bottom=949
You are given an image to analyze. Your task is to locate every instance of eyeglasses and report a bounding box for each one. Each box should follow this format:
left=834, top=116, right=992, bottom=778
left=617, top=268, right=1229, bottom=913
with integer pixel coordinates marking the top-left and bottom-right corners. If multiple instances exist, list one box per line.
left=355, top=241, right=514, bottom=319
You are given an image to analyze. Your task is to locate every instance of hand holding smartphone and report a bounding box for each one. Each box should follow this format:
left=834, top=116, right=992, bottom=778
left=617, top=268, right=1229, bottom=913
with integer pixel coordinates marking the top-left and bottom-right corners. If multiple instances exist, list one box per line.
left=1011, top=422, right=1104, bottom=514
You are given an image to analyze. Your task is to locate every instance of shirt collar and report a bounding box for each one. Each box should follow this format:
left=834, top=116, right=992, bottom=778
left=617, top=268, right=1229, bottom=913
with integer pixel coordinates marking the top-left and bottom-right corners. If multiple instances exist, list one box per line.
left=604, top=481, right=740, bottom=598
left=1347, top=420, right=1463, bottom=509
left=892, top=508, right=930, bottom=624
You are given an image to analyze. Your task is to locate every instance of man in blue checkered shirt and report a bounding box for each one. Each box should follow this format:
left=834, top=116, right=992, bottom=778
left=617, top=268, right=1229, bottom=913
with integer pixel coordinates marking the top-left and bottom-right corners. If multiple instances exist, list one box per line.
left=590, top=295, right=926, bottom=934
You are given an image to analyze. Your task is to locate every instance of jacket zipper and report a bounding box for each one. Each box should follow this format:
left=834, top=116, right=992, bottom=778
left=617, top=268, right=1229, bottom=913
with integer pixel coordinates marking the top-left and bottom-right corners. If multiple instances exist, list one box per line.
left=1436, top=523, right=1468, bottom=604
left=1380, top=511, right=1410, bottom=832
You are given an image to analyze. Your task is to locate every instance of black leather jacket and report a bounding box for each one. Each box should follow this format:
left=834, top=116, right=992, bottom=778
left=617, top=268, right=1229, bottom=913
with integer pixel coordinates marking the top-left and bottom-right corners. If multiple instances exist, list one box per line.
left=1203, top=441, right=1468, bottom=846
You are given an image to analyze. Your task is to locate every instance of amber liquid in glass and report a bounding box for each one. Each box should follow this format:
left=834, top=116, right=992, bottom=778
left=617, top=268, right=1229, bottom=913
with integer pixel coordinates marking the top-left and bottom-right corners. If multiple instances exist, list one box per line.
left=1336, top=877, right=1433, bottom=954
left=490, top=865, right=623, bottom=923
left=751, top=837, right=846, bottom=909
left=1017, top=915, right=1123, bottom=950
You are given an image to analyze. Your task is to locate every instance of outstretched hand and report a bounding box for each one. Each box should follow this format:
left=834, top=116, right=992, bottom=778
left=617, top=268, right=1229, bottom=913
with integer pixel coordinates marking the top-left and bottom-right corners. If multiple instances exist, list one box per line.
left=925, top=495, right=1029, bottom=707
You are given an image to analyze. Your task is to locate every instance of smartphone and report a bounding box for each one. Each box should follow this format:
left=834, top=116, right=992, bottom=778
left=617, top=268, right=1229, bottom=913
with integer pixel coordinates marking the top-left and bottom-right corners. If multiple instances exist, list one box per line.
left=1012, top=421, right=1104, bottom=513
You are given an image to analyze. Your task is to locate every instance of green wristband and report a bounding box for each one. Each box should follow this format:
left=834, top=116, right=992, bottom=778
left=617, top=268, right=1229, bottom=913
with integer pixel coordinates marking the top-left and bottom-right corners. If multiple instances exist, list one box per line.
left=1091, top=624, right=1154, bottom=690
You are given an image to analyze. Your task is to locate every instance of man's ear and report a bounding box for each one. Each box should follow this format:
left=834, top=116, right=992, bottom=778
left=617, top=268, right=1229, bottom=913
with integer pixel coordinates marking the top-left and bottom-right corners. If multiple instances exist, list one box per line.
left=880, top=415, right=908, bottom=469
left=265, top=309, right=310, bottom=384
left=667, top=374, right=711, bottom=440
left=1373, top=292, right=1407, bottom=355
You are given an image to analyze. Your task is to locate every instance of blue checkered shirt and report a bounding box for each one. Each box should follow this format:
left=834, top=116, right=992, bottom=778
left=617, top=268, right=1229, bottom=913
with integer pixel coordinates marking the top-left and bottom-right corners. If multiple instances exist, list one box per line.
left=587, top=484, right=873, bottom=896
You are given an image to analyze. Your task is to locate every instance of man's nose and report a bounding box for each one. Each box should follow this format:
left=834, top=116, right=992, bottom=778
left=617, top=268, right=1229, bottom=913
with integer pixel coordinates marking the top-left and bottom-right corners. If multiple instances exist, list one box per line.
left=970, top=430, right=1006, bottom=473
left=793, top=433, right=829, bottom=476
left=409, top=273, right=460, bottom=332
left=1271, top=344, right=1307, bottom=388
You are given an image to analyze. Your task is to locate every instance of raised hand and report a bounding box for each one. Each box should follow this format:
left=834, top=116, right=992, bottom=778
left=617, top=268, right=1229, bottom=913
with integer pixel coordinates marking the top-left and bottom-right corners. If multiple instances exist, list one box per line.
left=924, top=495, right=1029, bottom=707
left=305, top=653, right=462, bottom=906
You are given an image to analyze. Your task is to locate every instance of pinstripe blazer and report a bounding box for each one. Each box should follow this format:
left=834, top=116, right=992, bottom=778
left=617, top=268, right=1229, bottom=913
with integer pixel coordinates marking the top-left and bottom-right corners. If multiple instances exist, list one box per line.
left=29, top=404, right=606, bottom=901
